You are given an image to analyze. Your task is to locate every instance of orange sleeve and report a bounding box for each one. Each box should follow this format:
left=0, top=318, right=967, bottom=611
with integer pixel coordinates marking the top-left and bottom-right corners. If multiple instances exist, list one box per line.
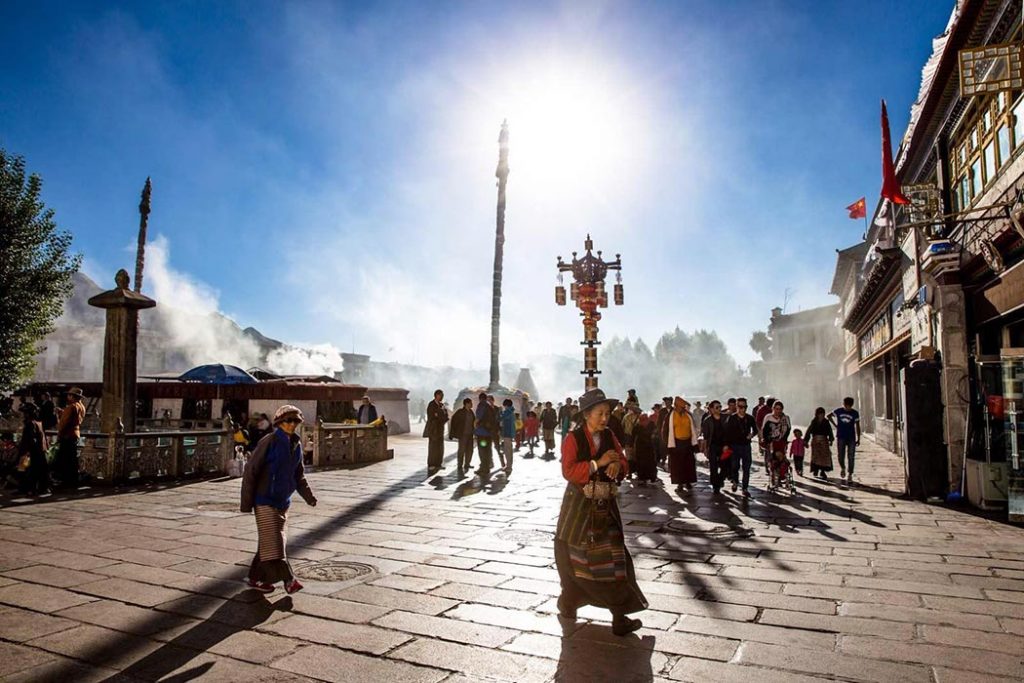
left=561, top=432, right=593, bottom=486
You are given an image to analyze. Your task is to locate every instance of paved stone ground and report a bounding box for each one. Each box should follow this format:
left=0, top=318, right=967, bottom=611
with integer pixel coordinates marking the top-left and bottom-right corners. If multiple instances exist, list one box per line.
left=0, top=434, right=1022, bottom=682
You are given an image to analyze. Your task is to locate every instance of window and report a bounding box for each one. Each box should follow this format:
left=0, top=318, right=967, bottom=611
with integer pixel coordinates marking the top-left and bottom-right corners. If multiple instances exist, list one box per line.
left=982, top=109, right=992, bottom=133
left=971, top=158, right=982, bottom=198
left=961, top=175, right=971, bottom=204
left=1014, top=97, right=1024, bottom=148
left=984, top=142, right=996, bottom=184
left=970, top=128, right=979, bottom=150
left=998, top=125, right=1011, bottom=165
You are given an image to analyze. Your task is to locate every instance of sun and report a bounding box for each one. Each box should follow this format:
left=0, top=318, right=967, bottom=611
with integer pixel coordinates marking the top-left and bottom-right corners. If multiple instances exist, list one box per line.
left=472, top=58, right=649, bottom=201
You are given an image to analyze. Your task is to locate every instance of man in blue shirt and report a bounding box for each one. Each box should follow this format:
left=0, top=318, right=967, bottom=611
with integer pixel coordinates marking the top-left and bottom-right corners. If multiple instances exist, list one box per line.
left=499, top=398, right=516, bottom=476
left=829, top=397, right=861, bottom=482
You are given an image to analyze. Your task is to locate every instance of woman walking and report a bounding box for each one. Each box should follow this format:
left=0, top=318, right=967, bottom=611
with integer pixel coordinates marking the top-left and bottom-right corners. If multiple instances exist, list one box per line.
left=761, top=400, right=792, bottom=471
left=17, top=403, right=50, bottom=496
left=804, top=407, right=835, bottom=480
left=241, top=405, right=317, bottom=594
left=554, top=389, right=647, bottom=636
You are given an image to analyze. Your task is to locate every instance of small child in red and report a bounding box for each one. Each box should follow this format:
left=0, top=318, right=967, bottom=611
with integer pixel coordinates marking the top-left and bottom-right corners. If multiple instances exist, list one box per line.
left=789, top=428, right=805, bottom=476
left=523, top=411, right=540, bottom=456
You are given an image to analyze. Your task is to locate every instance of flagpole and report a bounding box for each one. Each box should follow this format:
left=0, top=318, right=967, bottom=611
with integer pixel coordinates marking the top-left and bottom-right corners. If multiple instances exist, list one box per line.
left=863, top=202, right=868, bottom=239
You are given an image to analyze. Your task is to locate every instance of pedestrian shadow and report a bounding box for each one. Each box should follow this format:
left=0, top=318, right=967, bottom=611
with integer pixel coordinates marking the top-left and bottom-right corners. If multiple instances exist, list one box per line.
left=555, top=629, right=656, bottom=682
left=32, top=440, right=521, bottom=681
left=450, top=473, right=509, bottom=500
left=97, top=594, right=293, bottom=682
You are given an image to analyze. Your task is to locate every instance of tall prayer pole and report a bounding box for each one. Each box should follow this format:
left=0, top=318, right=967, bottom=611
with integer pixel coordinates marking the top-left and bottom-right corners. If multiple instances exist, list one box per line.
left=489, top=120, right=510, bottom=391
left=134, top=177, right=151, bottom=293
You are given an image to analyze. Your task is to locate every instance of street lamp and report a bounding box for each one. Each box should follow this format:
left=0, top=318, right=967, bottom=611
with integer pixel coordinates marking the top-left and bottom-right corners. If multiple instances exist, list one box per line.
left=555, top=234, right=623, bottom=391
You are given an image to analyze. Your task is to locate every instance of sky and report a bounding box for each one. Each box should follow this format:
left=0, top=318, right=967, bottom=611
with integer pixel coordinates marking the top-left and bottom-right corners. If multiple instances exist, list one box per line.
left=0, top=0, right=955, bottom=370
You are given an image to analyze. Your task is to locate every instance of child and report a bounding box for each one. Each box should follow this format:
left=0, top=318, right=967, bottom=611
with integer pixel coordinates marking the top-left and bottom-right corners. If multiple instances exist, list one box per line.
left=524, top=411, right=540, bottom=456
left=772, top=448, right=791, bottom=481
left=514, top=412, right=524, bottom=451
left=789, top=428, right=805, bottom=476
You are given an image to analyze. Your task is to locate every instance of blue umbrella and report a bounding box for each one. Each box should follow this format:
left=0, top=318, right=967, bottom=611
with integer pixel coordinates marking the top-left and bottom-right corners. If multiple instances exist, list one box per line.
left=177, top=364, right=258, bottom=385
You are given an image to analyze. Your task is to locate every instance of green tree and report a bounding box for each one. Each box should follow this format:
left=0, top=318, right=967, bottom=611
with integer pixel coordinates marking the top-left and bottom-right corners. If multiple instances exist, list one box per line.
left=0, top=149, right=80, bottom=390
left=749, top=330, right=772, bottom=360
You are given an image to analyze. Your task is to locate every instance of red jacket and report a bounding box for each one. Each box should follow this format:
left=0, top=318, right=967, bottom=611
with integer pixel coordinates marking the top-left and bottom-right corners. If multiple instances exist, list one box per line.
left=560, top=425, right=629, bottom=486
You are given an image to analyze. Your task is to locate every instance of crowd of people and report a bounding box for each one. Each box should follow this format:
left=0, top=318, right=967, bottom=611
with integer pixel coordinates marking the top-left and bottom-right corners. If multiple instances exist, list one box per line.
left=420, top=386, right=863, bottom=500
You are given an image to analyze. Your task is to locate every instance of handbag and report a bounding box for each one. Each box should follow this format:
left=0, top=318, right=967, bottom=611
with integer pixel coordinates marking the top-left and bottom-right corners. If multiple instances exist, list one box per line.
left=16, top=454, right=31, bottom=472
left=582, top=480, right=618, bottom=499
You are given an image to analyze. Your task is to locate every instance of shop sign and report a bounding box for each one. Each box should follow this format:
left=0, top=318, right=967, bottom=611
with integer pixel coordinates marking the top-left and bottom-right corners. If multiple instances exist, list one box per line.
left=911, top=302, right=933, bottom=352
left=892, top=292, right=912, bottom=338
left=859, top=310, right=892, bottom=360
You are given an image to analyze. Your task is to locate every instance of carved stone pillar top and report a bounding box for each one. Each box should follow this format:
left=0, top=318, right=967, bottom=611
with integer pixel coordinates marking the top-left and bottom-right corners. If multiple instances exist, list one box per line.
left=87, top=269, right=156, bottom=311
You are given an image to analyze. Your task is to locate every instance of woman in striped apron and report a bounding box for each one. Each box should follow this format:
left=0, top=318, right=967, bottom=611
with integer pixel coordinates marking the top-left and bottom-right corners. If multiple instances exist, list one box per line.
left=554, top=388, right=647, bottom=636
left=240, top=405, right=317, bottom=594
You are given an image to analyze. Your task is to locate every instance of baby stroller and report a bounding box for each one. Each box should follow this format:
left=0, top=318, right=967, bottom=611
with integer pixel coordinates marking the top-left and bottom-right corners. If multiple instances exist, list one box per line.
left=767, top=445, right=796, bottom=495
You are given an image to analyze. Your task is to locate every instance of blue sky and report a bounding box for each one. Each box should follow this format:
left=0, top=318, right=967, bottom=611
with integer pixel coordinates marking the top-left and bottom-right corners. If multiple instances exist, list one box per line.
left=1, top=0, right=953, bottom=369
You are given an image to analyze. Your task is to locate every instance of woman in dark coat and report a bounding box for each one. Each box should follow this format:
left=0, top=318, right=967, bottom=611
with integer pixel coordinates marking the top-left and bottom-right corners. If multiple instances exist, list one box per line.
left=17, top=403, right=50, bottom=495
left=632, top=412, right=659, bottom=484
left=241, top=405, right=317, bottom=594
left=804, top=407, right=835, bottom=479
left=554, top=389, right=647, bottom=636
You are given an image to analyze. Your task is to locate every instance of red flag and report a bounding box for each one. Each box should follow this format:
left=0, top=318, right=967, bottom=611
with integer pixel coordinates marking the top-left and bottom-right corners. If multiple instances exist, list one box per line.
left=880, top=100, right=910, bottom=205
left=846, top=197, right=866, bottom=219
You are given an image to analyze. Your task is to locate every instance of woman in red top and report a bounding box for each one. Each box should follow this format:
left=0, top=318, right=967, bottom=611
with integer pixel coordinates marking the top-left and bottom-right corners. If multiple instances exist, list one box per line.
left=554, top=389, right=647, bottom=636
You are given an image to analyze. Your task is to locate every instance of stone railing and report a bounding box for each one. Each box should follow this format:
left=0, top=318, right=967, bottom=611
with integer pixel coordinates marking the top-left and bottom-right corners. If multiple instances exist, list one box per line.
left=311, top=422, right=391, bottom=468
left=73, top=428, right=234, bottom=484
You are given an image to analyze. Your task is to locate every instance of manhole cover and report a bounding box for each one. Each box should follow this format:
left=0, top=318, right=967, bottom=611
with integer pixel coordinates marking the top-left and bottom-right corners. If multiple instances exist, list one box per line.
left=663, top=521, right=755, bottom=539
left=194, top=501, right=241, bottom=512
left=293, top=560, right=376, bottom=582
left=496, top=529, right=553, bottom=544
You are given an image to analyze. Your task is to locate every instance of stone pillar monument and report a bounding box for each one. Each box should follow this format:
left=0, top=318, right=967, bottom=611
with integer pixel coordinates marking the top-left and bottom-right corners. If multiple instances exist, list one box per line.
left=88, top=269, right=156, bottom=433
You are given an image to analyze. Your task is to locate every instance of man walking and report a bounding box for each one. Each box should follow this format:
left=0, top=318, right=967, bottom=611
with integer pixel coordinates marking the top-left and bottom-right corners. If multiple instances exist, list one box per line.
left=830, top=397, right=861, bottom=482
left=663, top=397, right=698, bottom=494
left=724, top=397, right=758, bottom=497
left=701, top=400, right=727, bottom=495
left=424, top=389, right=448, bottom=472
left=499, top=398, right=516, bottom=476
left=475, top=392, right=498, bottom=477
left=55, top=387, right=85, bottom=488
left=540, top=401, right=558, bottom=456
left=449, top=398, right=476, bottom=477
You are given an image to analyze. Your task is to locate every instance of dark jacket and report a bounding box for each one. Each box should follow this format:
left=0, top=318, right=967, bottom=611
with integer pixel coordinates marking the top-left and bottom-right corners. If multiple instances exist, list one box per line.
left=19, top=419, right=48, bottom=460
left=357, top=404, right=378, bottom=424
left=39, top=400, right=58, bottom=431
left=723, top=413, right=757, bottom=444
left=540, top=407, right=558, bottom=430
left=424, top=400, right=448, bottom=438
left=803, top=417, right=834, bottom=444
left=474, top=402, right=498, bottom=438
left=701, top=414, right=726, bottom=448
left=449, top=407, right=475, bottom=439
left=240, top=429, right=315, bottom=512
